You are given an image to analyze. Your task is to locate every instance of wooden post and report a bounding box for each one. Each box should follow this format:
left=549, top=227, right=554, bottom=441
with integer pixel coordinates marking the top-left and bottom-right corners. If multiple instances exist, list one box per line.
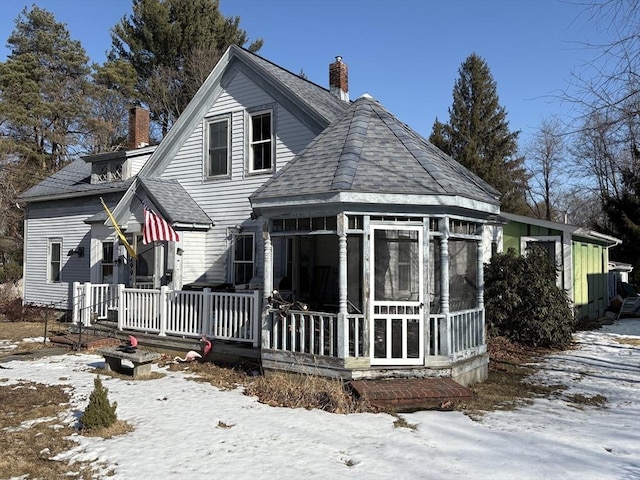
left=261, top=225, right=273, bottom=349
left=337, top=213, right=348, bottom=359
left=203, top=287, right=212, bottom=337
left=83, top=282, right=92, bottom=326
left=159, top=285, right=168, bottom=336
left=72, top=281, right=80, bottom=324
left=440, top=218, right=450, bottom=356
left=252, top=289, right=261, bottom=347
left=117, top=284, right=125, bottom=331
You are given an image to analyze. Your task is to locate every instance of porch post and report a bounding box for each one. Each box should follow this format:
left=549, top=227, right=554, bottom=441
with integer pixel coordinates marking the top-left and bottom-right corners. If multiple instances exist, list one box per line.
left=440, top=218, right=450, bottom=356
left=477, top=236, right=486, bottom=346
left=117, top=283, right=125, bottom=330
left=72, top=281, right=80, bottom=324
left=261, top=224, right=273, bottom=349
left=337, top=213, right=348, bottom=359
left=159, top=285, right=168, bottom=336
left=82, top=282, right=92, bottom=326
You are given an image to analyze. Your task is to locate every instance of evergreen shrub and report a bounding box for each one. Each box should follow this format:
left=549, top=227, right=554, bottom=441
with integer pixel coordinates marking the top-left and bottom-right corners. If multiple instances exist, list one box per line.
left=484, top=247, right=576, bottom=348
left=81, top=376, right=117, bottom=431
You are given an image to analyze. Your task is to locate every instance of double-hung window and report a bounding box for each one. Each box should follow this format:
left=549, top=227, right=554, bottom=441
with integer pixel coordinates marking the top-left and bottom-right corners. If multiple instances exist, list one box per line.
left=233, top=233, right=254, bottom=286
left=249, top=111, right=273, bottom=172
left=207, top=116, right=230, bottom=177
left=48, top=238, right=62, bottom=283
left=101, top=241, right=114, bottom=283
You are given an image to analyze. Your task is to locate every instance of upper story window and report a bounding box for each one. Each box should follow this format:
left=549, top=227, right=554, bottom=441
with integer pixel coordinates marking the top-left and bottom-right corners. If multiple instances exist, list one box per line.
left=206, top=116, right=230, bottom=178
left=93, top=161, right=124, bottom=184
left=249, top=111, right=273, bottom=173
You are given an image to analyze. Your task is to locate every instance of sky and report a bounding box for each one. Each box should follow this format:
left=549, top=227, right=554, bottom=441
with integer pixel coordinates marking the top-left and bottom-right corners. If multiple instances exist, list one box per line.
left=0, top=0, right=612, bottom=146
left=1, top=318, right=639, bottom=479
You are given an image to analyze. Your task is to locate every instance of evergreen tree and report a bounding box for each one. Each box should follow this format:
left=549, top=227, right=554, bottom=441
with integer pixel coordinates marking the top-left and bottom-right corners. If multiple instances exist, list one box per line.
left=110, top=0, right=263, bottom=135
left=0, top=6, right=92, bottom=173
left=430, top=53, right=529, bottom=214
left=82, top=376, right=118, bottom=431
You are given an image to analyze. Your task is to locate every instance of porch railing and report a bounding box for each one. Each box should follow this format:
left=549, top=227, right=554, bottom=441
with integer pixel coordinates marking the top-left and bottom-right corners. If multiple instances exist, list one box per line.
left=72, top=283, right=261, bottom=346
left=428, top=308, right=485, bottom=361
left=267, top=310, right=367, bottom=358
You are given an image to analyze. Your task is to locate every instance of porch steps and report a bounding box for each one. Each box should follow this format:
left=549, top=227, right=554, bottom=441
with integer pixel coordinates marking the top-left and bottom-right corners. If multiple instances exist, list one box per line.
left=349, top=378, right=473, bottom=412
left=48, top=332, right=120, bottom=351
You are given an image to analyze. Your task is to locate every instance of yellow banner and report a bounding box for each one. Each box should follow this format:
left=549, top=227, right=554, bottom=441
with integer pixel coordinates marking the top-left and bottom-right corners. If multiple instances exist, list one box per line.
left=100, top=197, right=137, bottom=259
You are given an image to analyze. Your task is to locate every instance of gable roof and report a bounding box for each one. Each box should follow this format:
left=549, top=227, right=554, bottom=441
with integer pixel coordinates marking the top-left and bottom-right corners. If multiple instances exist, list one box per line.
left=251, top=95, right=501, bottom=210
left=18, top=145, right=156, bottom=203
left=137, top=177, right=212, bottom=227
left=112, top=45, right=350, bottom=223
left=136, top=45, right=349, bottom=180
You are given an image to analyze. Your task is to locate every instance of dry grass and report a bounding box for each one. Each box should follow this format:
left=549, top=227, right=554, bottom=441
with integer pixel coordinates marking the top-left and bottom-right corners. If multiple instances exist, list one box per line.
left=616, top=337, right=640, bottom=346
left=0, top=319, right=70, bottom=356
left=0, top=380, right=106, bottom=479
left=458, top=336, right=567, bottom=419
left=245, top=370, right=370, bottom=414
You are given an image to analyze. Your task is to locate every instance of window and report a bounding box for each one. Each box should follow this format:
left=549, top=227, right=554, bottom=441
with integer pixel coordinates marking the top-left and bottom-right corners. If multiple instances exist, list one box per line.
left=48, top=239, right=62, bottom=283
left=93, top=161, right=124, bottom=183
left=249, top=111, right=272, bottom=172
left=233, top=234, right=254, bottom=285
left=448, top=239, right=478, bottom=311
left=207, top=117, right=229, bottom=177
left=101, top=241, right=114, bottom=283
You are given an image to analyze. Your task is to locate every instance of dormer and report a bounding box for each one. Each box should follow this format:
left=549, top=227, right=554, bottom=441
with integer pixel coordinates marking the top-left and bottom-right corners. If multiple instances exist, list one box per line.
left=84, top=107, right=155, bottom=184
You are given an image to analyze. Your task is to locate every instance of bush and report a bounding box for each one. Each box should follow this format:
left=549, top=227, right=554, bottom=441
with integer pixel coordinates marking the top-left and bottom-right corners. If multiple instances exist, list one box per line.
left=485, top=247, right=576, bottom=348
left=81, top=377, right=118, bottom=431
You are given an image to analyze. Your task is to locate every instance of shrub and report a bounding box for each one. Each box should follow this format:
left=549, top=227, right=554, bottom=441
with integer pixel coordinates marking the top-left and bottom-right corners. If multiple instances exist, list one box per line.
left=484, top=247, right=576, bottom=348
left=81, top=377, right=118, bottom=431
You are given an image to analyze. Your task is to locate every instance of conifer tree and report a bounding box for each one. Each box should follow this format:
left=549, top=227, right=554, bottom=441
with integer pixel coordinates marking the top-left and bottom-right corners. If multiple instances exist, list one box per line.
left=82, top=376, right=118, bottom=431
left=110, top=0, right=263, bottom=135
left=430, top=54, right=529, bottom=214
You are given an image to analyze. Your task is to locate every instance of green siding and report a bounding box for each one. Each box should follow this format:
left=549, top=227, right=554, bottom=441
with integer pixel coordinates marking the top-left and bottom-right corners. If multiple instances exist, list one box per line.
left=502, top=221, right=563, bottom=254
left=573, top=241, right=608, bottom=321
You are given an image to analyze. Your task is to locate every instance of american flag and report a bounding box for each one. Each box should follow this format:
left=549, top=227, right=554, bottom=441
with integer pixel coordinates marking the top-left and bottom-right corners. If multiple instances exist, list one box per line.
left=143, top=207, right=180, bottom=244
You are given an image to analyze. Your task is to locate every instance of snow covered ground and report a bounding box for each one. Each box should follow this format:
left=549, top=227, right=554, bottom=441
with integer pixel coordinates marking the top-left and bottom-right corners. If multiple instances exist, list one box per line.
left=1, top=319, right=639, bottom=480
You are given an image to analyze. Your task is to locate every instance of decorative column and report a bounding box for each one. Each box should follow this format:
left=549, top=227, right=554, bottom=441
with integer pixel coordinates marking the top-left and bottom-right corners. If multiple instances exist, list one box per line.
left=337, top=213, right=349, bottom=359
left=261, top=222, right=273, bottom=349
left=440, top=218, right=450, bottom=356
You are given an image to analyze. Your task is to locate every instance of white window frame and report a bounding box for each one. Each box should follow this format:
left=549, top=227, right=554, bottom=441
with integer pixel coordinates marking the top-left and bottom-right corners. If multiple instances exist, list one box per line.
left=232, top=233, right=255, bottom=286
left=92, top=160, right=125, bottom=183
left=101, top=241, right=114, bottom=284
left=48, top=238, right=63, bottom=283
left=248, top=109, right=273, bottom=173
left=205, top=115, right=230, bottom=178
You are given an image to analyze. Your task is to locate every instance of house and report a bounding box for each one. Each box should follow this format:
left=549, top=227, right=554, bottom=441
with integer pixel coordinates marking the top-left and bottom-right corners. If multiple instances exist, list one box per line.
left=20, top=46, right=507, bottom=385
left=500, top=212, right=621, bottom=321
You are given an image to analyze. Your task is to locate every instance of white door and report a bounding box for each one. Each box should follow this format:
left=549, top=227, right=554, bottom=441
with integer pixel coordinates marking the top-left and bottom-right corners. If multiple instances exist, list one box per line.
left=370, top=226, right=424, bottom=365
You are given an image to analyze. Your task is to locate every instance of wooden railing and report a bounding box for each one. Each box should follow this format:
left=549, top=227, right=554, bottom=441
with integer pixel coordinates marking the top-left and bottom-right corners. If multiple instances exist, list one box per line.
left=72, top=283, right=261, bottom=346
left=72, top=282, right=118, bottom=326
left=428, top=308, right=485, bottom=361
left=266, top=310, right=367, bottom=358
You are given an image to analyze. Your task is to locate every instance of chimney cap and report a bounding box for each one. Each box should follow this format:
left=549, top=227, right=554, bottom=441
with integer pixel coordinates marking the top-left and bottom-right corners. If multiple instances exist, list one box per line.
left=335, top=56, right=342, bottom=62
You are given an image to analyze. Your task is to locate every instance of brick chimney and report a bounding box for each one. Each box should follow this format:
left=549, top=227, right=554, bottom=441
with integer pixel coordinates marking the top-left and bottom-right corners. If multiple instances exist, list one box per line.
left=329, top=56, right=349, bottom=101
left=127, top=106, right=150, bottom=150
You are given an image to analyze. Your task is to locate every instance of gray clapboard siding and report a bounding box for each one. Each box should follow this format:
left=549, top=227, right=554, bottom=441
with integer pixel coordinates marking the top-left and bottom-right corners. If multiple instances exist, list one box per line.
left=23, top=198, right=113, bottom=309
left=158, top=70, right=317, bottom=285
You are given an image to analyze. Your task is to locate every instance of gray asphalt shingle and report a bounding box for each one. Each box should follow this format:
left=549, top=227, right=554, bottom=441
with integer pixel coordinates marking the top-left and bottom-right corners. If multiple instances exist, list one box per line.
left=251, top=95, right=500, bottom=205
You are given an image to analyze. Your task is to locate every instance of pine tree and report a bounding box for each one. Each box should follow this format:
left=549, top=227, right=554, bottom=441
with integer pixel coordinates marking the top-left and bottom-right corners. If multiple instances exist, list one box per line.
left=110, top=0, right=263, bottom=135
left=82, top=376, right=118, bottom=431
left=430, top=54, right=529, bottom=214
left=0, top=6, right=92, bottom=173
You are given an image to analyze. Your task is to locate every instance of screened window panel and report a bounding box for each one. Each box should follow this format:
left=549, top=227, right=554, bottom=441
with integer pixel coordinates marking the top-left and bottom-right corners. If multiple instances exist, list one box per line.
left=448, top=239, right=478, bottom=311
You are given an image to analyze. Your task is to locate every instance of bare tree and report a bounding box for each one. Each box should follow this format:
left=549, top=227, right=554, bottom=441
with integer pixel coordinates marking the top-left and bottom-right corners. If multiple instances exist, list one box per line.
left=526, top=118, right=568, bottom=221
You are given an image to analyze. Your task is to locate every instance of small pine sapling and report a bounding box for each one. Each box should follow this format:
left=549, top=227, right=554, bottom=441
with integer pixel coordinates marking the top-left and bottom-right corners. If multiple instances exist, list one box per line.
left=82, top=376, right=118, bottom=431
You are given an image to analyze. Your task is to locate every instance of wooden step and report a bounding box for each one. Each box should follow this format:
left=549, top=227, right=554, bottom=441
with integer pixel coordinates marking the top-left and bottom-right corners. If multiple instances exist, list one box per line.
left=350, top=377, right=473, bottom=412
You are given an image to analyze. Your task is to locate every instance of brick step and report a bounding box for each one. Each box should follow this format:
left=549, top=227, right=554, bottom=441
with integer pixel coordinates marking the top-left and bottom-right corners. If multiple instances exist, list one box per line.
left=350, top=378, right=473, bottom=412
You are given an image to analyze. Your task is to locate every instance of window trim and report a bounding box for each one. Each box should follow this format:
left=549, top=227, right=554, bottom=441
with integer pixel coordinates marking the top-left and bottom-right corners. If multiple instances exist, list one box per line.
left=232, top=232, right=255, bottom=286
left=92, top=160, right=126, bottom=184
left=101, top=241, right=114, bottom=284
left=248, top=109, right=274, bottom=174
left=204, top=115, right=231, bottom=179
left=521, top=235, right=562, bottom=287
left=48, top=238, right=63, bottom=283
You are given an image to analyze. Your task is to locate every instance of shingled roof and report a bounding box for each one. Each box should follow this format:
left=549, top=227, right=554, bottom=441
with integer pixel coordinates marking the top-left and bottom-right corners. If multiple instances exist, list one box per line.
left=138, top=177, right=212, bottom=226
left=251, top=95, right=501, bottom=207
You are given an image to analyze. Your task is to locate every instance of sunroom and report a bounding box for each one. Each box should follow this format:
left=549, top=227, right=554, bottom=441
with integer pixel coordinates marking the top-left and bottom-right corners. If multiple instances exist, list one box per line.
left=251, top=95, right=501, bottom=385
